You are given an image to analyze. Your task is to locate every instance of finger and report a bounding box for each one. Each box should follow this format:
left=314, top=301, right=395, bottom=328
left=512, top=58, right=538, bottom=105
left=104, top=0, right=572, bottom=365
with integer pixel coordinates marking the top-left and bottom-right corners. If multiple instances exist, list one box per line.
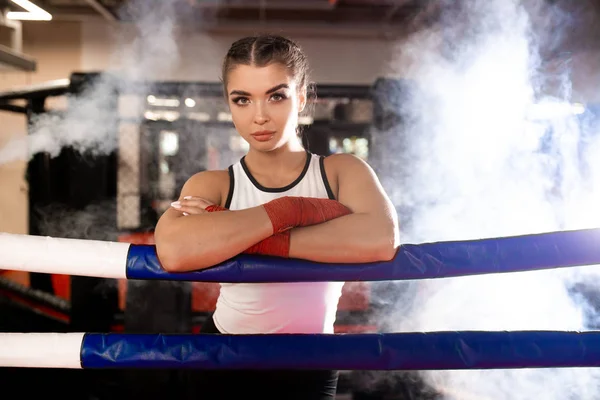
left=180, top=205, right=207, bottom=214
left=183, top=196, right=211, bottom=202
left=179, top=198, right=214, bottom=209
left=170, top=201, right=207, bottom=215
left=182, top=196, right=215, bottom=204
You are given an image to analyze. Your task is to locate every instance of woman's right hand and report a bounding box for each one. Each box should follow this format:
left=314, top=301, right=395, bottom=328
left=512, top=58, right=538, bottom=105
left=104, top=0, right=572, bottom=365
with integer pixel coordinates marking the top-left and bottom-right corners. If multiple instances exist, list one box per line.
left=170, top=196, right=216, bottom=216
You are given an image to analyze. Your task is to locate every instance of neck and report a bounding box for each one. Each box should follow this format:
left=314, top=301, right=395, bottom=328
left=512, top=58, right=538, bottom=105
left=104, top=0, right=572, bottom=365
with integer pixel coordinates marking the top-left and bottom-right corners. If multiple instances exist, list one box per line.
left=245, top=136, right=306, bottom=174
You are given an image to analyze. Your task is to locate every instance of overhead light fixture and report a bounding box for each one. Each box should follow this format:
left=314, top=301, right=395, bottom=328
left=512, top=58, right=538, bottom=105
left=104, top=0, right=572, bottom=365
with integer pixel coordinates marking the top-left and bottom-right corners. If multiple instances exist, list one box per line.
left=7, top=0, right=52, bottom=21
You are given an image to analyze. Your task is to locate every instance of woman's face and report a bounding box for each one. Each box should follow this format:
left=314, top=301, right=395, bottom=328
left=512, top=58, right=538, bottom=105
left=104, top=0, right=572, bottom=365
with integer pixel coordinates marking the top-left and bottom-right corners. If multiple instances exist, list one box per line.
left=226, top=62, right=306, bottom=152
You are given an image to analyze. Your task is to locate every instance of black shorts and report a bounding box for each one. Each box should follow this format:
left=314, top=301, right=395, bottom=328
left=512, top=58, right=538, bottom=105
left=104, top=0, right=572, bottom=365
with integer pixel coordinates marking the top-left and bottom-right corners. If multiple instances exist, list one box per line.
left=187, top=314, right=339, bottom=400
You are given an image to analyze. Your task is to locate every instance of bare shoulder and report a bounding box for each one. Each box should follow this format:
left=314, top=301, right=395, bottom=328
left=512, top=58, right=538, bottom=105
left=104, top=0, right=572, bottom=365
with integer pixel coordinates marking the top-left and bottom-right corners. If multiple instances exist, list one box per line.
left=179, top=169, right=230, bottom=206
left=324, top=152, right=371, bottom=167
left=183, top=169, right=230, bottom=188
left=323, top=153, right=377, bottom=179
left=321, top=153, right=378, bottom=199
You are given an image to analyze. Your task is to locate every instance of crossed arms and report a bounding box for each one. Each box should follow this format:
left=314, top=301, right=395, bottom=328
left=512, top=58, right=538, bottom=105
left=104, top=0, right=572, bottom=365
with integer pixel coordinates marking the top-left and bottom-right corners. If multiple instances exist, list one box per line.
left=154, top=154, right=399, bottom=272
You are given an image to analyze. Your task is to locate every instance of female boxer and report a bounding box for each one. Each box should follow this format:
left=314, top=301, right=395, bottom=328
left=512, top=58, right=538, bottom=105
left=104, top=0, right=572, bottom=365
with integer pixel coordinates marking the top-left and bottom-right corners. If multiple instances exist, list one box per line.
left=154, top=34, right=399, bottom=400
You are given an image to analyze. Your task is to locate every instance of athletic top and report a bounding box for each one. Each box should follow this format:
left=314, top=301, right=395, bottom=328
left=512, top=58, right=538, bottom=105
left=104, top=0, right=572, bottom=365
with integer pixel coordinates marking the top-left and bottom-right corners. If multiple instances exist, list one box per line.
left=212, top=151, right=345, bottom=334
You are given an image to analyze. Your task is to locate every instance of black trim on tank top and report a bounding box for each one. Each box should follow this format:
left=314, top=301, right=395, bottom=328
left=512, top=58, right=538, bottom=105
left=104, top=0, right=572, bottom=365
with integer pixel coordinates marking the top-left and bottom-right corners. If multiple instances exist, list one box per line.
left=239, top=150, right=312, bottom=193
left=319, top=156, right=336, bottom=200
left=224, top=165, right=235, bottom=208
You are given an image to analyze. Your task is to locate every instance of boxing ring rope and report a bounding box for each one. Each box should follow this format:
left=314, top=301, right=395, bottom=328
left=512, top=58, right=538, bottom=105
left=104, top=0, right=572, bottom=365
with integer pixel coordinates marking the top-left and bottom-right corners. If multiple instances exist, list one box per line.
left=1, top=228, right=600, bottom=282
left=1, top=228, right=600, bottom=370
left=3, top=331, right=600, bottom=370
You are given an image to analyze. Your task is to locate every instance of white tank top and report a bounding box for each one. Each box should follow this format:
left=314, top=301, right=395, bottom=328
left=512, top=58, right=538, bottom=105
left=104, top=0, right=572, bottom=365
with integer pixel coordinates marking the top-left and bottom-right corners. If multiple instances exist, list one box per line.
left=212, top=151, right=345, bottom=334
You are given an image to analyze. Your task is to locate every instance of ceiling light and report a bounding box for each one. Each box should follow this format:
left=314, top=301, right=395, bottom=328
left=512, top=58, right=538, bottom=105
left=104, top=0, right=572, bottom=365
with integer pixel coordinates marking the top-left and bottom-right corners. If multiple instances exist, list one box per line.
left=7, top=0, right=52, bottom=21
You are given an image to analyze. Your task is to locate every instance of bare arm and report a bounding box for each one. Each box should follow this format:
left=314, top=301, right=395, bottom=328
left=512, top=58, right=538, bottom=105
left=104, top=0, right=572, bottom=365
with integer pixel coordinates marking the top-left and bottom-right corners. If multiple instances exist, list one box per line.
left=154, top=171, right=273, bottom=272
left=288, top=154, right=399, bottom=263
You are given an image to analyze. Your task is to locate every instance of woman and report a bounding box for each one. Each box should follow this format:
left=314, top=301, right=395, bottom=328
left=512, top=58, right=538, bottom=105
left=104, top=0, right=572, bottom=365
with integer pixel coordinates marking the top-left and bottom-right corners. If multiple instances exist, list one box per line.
left=154, top=34, right=399, bottom=399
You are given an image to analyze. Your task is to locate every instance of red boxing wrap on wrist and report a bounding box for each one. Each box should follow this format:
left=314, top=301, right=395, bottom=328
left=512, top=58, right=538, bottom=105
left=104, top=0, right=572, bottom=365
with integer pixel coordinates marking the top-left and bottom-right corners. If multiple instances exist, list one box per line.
left=244, top=231, right=291, bottom=258
left=205, top=203, right=290, bottom=258
left=205, top=204, right=228, bottom=212
left=262, top=196, right=352, bottom=234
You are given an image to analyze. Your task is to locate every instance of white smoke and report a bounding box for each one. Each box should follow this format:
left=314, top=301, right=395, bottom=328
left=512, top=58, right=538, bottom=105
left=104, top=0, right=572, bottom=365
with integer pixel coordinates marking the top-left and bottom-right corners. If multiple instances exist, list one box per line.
left=378, top=0, right=600, bottom=398
left=0, top=0, right=182, bottom=166
left=0, top=0, right=193, bottom=243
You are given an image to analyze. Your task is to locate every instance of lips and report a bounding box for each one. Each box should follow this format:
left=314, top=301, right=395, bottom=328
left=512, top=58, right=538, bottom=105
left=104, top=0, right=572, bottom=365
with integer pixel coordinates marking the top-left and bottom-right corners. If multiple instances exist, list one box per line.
left=251, top=131, right=275, bottom=142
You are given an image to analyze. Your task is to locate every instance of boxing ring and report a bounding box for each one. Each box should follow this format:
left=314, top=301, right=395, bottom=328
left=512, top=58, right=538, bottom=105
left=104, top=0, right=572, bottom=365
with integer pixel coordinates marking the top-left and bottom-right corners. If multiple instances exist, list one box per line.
left=1, top=228, right=600, bottom=370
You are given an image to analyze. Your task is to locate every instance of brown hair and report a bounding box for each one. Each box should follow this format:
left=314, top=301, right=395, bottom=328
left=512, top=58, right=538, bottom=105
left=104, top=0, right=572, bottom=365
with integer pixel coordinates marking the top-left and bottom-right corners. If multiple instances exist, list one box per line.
left=221, top=34, right=312, bottom=97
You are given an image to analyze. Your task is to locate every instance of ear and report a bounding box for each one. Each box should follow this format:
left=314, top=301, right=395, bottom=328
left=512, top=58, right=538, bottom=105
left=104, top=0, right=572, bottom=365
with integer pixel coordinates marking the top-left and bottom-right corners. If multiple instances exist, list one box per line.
left=297, top=88, right=307, bottom=113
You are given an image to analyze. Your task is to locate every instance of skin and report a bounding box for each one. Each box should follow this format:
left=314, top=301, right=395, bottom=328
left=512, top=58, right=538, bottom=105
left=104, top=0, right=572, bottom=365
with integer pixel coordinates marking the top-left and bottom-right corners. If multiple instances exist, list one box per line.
left=154, top=62, right=400, bottom=272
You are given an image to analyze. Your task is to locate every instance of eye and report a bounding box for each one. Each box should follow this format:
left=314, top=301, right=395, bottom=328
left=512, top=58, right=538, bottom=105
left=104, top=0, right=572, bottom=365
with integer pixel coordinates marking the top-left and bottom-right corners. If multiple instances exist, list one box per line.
left=231, top=97, right=250, bottom=105
left=270, top=92, right=288, bottom=102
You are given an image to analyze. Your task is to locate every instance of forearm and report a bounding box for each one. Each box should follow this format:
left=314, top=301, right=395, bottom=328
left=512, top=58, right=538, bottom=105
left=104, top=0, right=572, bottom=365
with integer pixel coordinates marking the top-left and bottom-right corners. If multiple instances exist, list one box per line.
left=288, top=213, right=398, bottom=263
left=155, top=207, right=272, bottom=271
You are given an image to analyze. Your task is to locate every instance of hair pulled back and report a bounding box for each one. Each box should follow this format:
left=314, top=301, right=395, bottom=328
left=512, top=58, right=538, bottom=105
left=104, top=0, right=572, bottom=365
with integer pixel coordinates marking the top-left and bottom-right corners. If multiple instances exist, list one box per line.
left=221, top=34, right=311, bottom=96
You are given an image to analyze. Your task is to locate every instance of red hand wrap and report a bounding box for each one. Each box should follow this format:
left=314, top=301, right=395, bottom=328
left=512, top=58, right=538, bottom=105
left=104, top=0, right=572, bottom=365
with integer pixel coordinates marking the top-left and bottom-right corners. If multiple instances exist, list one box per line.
left=205, top=203, right=290, bottom=258
left=262, top=196, right=352, bottom=234
left=243, top=231, right=290, bottom=258
left=205, top=205, right=228, bottom=212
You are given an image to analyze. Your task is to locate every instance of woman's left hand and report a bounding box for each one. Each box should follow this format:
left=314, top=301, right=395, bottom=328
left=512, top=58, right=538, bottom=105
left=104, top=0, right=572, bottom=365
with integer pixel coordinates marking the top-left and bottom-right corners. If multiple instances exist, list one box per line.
left=171, top=196, right=215, bottom=216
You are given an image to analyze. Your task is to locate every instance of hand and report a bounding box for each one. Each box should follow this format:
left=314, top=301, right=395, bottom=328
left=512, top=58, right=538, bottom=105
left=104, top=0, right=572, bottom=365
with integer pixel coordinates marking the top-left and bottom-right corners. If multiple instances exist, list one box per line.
left=170, top=196, right=215, bottom=216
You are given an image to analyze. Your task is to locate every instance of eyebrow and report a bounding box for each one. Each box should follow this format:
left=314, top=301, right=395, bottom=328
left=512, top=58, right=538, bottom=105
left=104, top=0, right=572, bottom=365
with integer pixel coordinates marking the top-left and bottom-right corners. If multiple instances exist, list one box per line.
left=229, top=83, right=289, bottom=97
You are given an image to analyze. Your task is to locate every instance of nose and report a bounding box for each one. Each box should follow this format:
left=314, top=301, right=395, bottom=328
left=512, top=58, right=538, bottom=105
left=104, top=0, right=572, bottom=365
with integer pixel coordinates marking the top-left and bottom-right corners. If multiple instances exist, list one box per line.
left=253, top=103, right=269, bottom=125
